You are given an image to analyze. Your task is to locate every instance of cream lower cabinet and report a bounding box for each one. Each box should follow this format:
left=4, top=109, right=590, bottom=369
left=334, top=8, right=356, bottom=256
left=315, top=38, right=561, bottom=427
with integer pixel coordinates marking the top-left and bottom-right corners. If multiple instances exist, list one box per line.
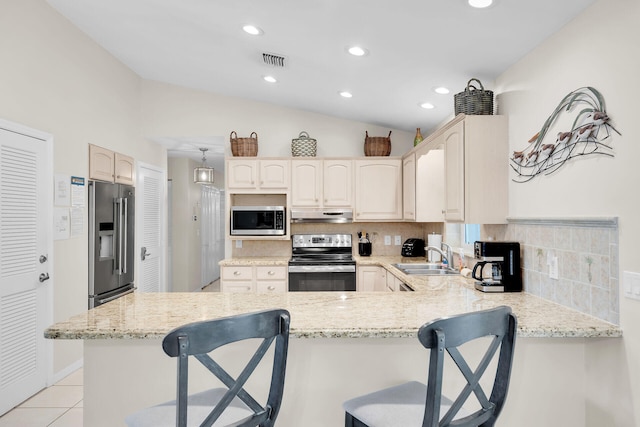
left=221, top=265, right=287, bottom=293
left=441, top=115, right=508, bottom=224
left=357, top=266, right=387, bottom=292
left=354, top=159, right=402, bottom=221
left=385, top=272, right=406, bottom=292
left=291, top=159, right=353, bottom=208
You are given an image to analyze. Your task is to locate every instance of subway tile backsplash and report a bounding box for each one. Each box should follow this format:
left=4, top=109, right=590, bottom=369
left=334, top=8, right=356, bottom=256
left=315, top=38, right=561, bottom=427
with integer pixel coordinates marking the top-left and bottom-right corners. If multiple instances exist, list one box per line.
left=503, top=219, right=619, bottom=324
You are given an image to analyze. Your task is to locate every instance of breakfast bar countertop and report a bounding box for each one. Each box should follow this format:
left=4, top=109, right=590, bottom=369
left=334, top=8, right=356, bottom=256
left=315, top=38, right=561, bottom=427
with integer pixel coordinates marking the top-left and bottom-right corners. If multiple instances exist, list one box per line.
left=45, top=260, right=621, bottom=340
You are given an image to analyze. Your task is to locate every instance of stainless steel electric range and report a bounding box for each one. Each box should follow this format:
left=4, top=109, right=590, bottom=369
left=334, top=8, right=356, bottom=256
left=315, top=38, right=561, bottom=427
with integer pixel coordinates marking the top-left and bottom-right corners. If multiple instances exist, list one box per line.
left=288, top=233, right=356, bottom=292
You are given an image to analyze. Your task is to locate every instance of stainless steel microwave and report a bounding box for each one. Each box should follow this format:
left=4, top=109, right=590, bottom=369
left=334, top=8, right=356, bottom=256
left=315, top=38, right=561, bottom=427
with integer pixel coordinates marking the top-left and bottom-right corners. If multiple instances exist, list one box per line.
left=230, top=206, right=286, bottom=236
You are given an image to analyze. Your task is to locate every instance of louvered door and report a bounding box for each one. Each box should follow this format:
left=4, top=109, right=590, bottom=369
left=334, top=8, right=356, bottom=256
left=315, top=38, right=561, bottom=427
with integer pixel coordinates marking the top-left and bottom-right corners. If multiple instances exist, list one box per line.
left=0, top=121, right=51, bottom=415
left=137, top=164, right=165, bottom=293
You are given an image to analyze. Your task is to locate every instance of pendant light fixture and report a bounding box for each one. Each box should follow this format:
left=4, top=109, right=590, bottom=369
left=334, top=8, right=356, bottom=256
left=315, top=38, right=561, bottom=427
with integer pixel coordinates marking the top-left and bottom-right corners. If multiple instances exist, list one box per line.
left=193, top=148, right=215, bottom=185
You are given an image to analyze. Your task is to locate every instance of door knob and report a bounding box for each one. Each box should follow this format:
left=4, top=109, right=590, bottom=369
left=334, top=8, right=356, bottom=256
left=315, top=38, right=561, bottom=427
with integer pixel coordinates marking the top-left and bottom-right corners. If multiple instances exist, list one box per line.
left=39, top=255, right=48, bottom=264
left=39, top=273, right=50, bottom=283
left=141, top=247, right=151, bottom=261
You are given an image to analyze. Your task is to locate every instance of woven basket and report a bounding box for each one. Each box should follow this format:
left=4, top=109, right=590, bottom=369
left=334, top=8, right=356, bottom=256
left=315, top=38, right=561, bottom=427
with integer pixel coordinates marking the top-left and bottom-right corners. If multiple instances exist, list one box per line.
left=291, top=131, right=317, bottom=157
left=454, top=78, right=494, bottom=115
left=364, top=131, right=392, bottom=156
left=230, top=131, right=258, bottom=156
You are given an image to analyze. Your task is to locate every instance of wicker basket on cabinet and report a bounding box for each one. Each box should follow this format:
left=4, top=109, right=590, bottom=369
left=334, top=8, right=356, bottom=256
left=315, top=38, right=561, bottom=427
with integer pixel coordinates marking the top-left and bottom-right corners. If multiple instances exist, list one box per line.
left=230, top=131, right=258, bottom=156
left=364, top=131, right=392, bottom=156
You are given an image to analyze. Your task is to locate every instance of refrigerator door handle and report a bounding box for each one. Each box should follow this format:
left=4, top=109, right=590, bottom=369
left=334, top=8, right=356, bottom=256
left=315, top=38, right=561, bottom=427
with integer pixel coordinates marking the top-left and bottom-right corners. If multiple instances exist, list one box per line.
left=115, top=197, right=123, bottom=275
left=122, top=198, right=128, bottom=274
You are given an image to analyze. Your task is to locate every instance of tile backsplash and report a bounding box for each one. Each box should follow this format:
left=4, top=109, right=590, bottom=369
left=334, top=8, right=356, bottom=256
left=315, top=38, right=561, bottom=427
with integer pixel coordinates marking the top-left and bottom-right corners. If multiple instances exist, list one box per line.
left=478, top=219, right=619, bottom=324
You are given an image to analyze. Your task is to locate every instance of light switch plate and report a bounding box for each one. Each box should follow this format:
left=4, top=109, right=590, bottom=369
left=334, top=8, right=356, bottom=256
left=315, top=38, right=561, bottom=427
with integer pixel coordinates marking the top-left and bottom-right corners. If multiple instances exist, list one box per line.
left=394, top=235, right=402, bottom=246
left=623, top=271, right=640, bottom=301
left=384, top=235, right=391, bottom=246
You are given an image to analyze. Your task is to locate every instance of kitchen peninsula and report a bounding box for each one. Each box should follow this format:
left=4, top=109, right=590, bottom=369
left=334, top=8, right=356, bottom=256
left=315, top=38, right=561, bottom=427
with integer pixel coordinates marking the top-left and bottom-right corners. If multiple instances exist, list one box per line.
left=45, top=261, right=620, bottom=427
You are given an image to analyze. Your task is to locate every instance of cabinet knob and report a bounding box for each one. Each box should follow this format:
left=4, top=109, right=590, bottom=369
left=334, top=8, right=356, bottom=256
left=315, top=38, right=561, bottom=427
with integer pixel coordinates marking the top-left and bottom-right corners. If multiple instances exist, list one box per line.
left=233, top=271, right=241, bottom=276
left=268, top=271, right=275, bottom=276
left=268, top=286, right=275, bottom=291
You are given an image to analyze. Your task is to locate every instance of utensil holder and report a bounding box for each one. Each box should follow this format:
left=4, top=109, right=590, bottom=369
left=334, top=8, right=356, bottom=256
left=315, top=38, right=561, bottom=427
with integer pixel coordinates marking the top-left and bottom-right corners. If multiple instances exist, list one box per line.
left=358, top=242, right=372, bottom=256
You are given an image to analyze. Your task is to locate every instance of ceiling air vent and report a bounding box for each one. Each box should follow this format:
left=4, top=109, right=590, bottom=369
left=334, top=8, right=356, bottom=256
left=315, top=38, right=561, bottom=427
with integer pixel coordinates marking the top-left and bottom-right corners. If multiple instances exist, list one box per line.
left=262, top=52, right=286, bottom=68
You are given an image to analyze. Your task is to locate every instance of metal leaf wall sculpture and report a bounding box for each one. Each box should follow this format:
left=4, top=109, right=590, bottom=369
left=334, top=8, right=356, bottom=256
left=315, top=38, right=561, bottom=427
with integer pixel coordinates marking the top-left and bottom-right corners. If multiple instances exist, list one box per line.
left=510, top=87, right=621, bottom=183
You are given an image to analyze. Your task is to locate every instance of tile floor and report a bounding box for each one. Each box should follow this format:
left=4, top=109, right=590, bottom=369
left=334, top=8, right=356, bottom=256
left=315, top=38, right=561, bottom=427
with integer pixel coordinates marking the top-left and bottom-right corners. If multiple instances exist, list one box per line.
left=0, top=369, right=83, bottom=427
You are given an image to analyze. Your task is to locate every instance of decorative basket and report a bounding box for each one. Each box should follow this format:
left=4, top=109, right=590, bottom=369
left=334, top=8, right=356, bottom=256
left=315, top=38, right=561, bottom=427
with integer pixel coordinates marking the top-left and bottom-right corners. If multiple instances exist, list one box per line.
left=230, top=131, right=258, bottom=156
left=364, top=131, right=392, bottom=156
left=291, top=131, right=317, bottom=157
left=454, top=78, right=494, bottom=115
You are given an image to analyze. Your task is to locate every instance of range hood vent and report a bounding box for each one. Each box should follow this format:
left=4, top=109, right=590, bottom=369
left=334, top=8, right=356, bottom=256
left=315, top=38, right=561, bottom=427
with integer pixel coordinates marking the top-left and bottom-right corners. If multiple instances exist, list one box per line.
left=291, top=209, right=353, bottom=223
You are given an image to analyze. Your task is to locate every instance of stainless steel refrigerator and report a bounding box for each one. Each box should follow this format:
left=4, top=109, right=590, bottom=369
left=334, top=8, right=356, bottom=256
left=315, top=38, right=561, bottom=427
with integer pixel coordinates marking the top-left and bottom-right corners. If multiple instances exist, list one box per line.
left=88, top=181, right=135, bottom=308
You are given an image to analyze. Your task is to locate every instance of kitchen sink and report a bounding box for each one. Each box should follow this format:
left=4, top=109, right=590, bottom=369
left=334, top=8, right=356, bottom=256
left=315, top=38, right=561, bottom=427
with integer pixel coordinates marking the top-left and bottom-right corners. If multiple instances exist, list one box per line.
left=392, top=263, right=460, bottom=276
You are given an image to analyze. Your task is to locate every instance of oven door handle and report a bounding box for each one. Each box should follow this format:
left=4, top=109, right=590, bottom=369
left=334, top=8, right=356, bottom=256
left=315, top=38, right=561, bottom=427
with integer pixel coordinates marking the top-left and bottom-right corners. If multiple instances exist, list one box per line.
left=288, top=265, right=356, bottom=274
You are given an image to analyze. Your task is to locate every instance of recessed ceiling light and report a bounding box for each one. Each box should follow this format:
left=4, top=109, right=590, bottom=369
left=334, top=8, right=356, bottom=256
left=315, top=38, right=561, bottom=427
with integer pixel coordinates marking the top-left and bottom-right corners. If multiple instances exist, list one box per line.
left=339, top=91, right=353, bottom=98
left=347, top=46, right=368, bottom=57
left=263, top=75, right=277, bottom=83
left=468, top=0, right=493, bottom=8
left=434, top=87, right=450, bottom=95
left=420, top=102, right=435, bottom=109
left=242, top=25, right=263, bottom=35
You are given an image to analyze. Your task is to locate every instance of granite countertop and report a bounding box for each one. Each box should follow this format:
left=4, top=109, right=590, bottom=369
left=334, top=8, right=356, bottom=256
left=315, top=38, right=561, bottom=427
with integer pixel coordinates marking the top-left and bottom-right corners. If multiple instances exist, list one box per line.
left=46, top=255, right=621, bottom=340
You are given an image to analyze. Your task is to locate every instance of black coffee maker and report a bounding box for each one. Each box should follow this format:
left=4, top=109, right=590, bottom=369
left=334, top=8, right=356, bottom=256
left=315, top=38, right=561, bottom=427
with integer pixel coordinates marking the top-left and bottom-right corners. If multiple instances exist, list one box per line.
left=472, top=241, right=522, bottom=292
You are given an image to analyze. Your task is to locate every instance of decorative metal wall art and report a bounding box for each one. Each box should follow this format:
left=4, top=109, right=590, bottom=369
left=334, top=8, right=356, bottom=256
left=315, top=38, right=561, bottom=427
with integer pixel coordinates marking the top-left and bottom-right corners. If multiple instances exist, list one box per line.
left=510, top=87, right=620, bottom=183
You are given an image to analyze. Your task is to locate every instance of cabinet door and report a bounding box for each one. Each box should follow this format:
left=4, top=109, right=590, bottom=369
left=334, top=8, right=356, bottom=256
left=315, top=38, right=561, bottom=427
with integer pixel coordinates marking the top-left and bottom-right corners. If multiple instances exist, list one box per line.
left=89, top=144, right=115, bottom=182
left=402, top=153, right=416, bottom=220
left=354, top=159, right=402, bottom=221
left=415, top=148, right=445, bottom=222
left=291, top=160, right=322, bottom=207
left=358, top=266, right=387, bottom=292
left=323, top=160, right=353, bottom=207
left=443, top=121, right=465, bottom=222
left=260, top=160, right=289, bottom=189
left=115, top=153, right=135, bottom=185
left=227, top=160, right=258, bottom=189
left=221, top=282, right=255, bottom=293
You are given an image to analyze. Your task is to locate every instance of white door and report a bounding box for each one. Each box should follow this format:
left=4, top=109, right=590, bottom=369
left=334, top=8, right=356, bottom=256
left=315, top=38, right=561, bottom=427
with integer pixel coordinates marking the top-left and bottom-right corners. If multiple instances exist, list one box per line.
left=0, top=120, right=52, bottom=415
left=136, top=163, right=165, bottom=293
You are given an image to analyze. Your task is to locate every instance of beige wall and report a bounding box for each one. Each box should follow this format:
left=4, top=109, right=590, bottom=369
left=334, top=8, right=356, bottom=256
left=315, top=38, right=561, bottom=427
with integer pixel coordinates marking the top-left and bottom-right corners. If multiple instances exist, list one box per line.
left=0, top=0, right=166, bottom=373
left=140, top=80, right=415, bottom=158
left=495, top=0, right=639, bottom=424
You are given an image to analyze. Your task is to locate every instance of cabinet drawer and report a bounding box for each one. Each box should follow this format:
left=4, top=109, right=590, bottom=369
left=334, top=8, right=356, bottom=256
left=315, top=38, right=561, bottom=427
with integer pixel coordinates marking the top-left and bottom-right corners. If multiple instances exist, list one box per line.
left=221, top=281, right=255, bottom=293
left=221, top=266, right=253, bottom=281
left=256, top=281, right=287, bottom=294
left=255, top=266, right=287, bottom=280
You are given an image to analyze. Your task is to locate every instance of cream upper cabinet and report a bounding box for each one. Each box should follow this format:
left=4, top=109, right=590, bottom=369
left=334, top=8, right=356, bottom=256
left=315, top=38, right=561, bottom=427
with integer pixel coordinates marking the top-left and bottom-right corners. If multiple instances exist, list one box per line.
left=227, top=159, right=289, bottom=191
left=402, top=153, right=416, bottom=220
left=442, top=115, right=508, bottom=224
left=354, top=159, right=402, bottom=221
left=443, top=121, right=465, bottom=222
left=323, top=160, right=353, bottom=207
left=415, top=146, right=445, bottom=222
left=291, top=159, right=352, bottom=208
left=291, top=160, right=322, bottom=207
left=89, top=144, right=114, bottom=182
left=89, top=144, right=135, bottom=185
left=114, top=152, right=135, bottom=185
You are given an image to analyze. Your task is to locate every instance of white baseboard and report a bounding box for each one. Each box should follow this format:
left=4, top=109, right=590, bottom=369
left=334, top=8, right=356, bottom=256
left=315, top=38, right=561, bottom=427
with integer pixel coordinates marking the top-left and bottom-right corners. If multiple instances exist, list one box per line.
left=50, top=358, right=84, bottom=385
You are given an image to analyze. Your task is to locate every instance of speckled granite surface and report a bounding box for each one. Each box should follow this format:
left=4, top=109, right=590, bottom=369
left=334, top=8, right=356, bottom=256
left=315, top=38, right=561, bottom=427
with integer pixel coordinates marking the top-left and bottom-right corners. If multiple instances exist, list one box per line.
left=46, top=255, right=621, bottom=340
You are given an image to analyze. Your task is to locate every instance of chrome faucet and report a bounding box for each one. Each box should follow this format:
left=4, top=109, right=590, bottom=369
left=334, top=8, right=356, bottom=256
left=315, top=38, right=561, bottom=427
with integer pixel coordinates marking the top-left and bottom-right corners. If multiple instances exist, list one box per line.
left=426, top=242, right=453, bottom=267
